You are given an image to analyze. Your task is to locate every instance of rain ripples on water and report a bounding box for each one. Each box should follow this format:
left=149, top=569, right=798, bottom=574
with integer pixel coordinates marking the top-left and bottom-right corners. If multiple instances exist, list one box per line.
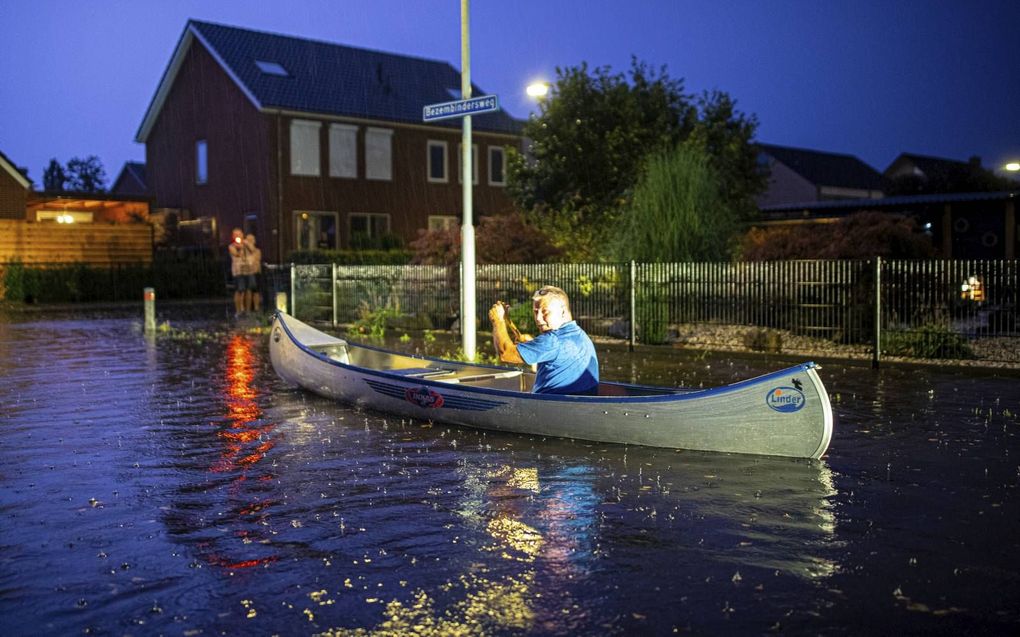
left=0, top=306, right=1017, bottom=635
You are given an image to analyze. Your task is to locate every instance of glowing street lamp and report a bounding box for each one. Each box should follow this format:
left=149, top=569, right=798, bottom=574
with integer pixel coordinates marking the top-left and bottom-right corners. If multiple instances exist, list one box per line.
left=526, top=81, right=550, bottom=99
left=1005, top=162, right=1020, bottom=172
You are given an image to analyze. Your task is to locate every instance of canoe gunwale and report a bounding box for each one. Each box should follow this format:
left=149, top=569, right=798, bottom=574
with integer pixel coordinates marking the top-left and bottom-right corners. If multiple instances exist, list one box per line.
left=273, top=311, right=823, bottom=405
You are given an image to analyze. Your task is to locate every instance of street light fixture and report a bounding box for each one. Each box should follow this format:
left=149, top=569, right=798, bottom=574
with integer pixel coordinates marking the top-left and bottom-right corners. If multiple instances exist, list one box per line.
left=526, top=81, right=550, bottom=99
left=1005, top=162, right=1020, bottom=172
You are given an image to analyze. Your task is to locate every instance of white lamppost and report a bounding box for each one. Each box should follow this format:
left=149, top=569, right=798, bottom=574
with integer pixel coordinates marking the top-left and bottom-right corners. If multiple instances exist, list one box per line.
left=460, top=0, right=476, bottom=361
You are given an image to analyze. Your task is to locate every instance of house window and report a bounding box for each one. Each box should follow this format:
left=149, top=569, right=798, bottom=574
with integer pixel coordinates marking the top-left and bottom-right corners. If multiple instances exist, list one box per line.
left=428, top=215, right=459, bottom=231
left=365, top=128, right=392, bottom=181
left=329, top=123, right=358, bottom=178
left=457, top=143, right=479, bottom=184
left=488, top=146, right=506, bottom=186
left=428, top=140, right=447, bottom=183
left=350, top=212, right=391, bottom=239
left=196, top=140, right=207, bottom=184
left=290, top=120, right=321, bottom=176
left=294, top=211, right=338, bottom=250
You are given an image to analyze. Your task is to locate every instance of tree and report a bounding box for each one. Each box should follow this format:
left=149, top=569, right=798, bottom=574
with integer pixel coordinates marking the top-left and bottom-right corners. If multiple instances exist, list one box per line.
left=64, top=155, right=107, bottom=193
left=507, top=58, right=763, bottom=261
left=613, top=143, right=740, bottom=262
left=43, top=159, right=66, bottom=192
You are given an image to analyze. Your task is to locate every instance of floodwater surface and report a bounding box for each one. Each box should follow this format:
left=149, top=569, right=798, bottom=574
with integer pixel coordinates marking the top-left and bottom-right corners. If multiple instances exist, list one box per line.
left=0, top=306, right=1018, bottom=635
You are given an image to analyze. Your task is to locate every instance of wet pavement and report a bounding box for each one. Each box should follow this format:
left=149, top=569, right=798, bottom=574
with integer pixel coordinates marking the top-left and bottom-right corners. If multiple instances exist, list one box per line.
left=0, top=305, right=1018, bottom=635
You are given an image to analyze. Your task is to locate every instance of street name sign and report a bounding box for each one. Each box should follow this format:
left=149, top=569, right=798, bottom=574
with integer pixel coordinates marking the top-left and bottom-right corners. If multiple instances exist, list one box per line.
left=422, top=95, right=499, bottom=122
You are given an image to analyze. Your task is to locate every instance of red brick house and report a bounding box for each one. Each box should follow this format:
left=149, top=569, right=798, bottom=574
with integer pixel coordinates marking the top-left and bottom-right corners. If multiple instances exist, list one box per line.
left=136, top=20, right=524, bottom=263
left=0, top=149, right=32, bottom=220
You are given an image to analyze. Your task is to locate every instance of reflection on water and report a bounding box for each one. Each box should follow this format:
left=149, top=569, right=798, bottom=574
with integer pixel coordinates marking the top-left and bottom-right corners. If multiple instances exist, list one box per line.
left=0, top=307, right=1018, bottom=635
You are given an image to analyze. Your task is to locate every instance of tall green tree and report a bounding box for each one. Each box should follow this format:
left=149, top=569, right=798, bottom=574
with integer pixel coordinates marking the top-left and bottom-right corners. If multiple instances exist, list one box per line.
left=507, top=59, right=764, bottom=261
left=43, top=158, right=66, bottom=192
left=65, top=155, right=107, bottom=193
left=613, top=143, right=738, bottom=262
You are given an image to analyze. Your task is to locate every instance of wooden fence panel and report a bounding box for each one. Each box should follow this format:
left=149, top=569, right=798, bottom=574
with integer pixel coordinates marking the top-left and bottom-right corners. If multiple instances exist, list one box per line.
left=0, top=220, right=153, bottom=265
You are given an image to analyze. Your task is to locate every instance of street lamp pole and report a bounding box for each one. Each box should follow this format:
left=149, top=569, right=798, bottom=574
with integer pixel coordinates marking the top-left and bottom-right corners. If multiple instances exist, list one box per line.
left=460, top=0, right=476, bottom=360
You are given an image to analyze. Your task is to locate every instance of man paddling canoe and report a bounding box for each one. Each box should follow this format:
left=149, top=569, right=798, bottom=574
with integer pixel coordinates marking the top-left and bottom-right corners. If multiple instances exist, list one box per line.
left=488, top=285, right=600, bottom=395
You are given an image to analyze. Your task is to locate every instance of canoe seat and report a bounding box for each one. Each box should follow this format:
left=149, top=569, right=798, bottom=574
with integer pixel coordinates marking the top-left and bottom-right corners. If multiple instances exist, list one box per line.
left=313, top=344, right=350, bottom=364
left=386, top=367, right=457, bottom=379
left=444, top=370, right=523, bottom=384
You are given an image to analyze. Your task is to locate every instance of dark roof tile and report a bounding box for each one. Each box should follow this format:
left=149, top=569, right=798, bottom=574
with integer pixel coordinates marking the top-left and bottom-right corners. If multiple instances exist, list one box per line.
left=190, top=20, right=522, bottom=134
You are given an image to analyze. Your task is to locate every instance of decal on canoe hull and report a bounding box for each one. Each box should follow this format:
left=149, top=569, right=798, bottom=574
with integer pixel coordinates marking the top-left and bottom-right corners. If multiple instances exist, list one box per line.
left=766, top=386, right=806, bottom=413
left=365, top=379, right=505, bottom=412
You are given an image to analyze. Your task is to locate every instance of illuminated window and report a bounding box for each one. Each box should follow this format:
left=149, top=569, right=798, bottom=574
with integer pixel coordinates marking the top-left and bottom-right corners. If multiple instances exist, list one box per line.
left=457, top=143, right=479, bottom=184
left=488, top=146, right=506, bottom=186
left=428, top=215, right=458, bottom=231
left=196, top=140, right=207, bottom=184
left=255, top=60, right=288, bottom=77
left=428, top=140, right=447, bottom=183
left=290, top=120, right=321, bottom=176
left=36, top=210, right=94, bottom=223
left=329, top=123, right=358, bottom=178
left=365, top=128, right=392, bottom=181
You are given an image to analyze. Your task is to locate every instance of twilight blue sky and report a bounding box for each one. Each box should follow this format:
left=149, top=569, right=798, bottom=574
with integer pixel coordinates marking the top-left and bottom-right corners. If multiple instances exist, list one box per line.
left=2, top=0, right=1018, bottom=186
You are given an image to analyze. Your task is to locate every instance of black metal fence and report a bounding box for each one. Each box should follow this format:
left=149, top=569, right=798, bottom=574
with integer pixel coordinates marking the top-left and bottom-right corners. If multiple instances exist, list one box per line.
left=266, top=260, right=1019, bottom=364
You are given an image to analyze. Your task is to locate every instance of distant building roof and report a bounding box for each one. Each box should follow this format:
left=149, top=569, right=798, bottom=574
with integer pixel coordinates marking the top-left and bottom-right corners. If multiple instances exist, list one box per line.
left=885, top=152, right=976, bottom=181
left=137, top=20, right=523, bottom=142
left=761, top=189, right=1018, bottom=215
left=0, top=148, right=32, bottom=190
left=111, top=161, right=147, bottom=196
left=759, top=143, right=886, bottom=191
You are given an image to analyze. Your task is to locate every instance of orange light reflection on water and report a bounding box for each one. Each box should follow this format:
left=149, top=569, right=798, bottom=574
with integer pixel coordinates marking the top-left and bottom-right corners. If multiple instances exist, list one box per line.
left=201, top=334, right=281, bottom=571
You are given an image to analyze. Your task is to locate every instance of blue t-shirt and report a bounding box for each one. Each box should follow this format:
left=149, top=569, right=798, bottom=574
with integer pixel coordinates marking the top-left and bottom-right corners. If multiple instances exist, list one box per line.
left=516, top=321, right=599, bottom=395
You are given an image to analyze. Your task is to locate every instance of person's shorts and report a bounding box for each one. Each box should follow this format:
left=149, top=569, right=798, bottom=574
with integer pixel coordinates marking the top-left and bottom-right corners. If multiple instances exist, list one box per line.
left=235, top=274, right=257, bottom=291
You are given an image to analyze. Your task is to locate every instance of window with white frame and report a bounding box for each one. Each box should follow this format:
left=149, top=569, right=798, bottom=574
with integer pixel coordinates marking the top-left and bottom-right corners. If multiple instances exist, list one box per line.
left=457, top=143, right=479, bottom=184
left=428, top=215, right=459, bottom=231
left=488, top=146, right=506, bottom=186
left=290, top=120, right=321, bottom=176
left=350, top=213, right=391, bottom=239
left=196, top=140, right=208, bottom=184
left=365, top=128, right=393, bottom=181
left=294, top=210, right=339, bottom=250
left=427, top=140, right=447, bottom=183
left=329, top=123, right=358, bottom=178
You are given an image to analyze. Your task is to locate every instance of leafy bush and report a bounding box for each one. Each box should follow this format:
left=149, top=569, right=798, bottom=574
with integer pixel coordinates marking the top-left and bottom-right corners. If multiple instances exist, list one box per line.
left=636, top=289, right=670, bottom=345
left=740, top=212, right=935, bottom=260
left=882, top=325, right=973, bottom=359
left=409, top=211, right=561, bottom=265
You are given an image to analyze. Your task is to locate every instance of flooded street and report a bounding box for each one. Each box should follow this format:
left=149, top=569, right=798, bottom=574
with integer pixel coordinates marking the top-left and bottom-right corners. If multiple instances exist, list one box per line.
left=1, top=305, right=1018, bottom=635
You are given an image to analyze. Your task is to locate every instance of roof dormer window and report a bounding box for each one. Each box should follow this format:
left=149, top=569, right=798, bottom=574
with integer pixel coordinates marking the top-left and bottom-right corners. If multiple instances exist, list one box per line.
left=255, top=60, right=289, bottom=77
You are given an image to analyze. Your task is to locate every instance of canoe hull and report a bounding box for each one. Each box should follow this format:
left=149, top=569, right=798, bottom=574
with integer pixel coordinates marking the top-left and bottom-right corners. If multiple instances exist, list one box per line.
left=270, top=312, right=833, bottom=459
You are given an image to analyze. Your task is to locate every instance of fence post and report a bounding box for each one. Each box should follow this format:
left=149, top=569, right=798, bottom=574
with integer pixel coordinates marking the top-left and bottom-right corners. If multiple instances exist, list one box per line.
left=872, top=256, right=881, bottom=369
left=629, top=260, right=637, bottom=351
left=143, top=287, right=156, bottom=332
left=289, top=263, right=296, bottom=317
left=331, top=262, right=338, bottom=328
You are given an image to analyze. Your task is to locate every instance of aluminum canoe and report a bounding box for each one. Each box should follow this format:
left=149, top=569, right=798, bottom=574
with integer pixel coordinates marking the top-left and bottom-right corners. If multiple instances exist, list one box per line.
left=270, top=312, right=833, bottom=459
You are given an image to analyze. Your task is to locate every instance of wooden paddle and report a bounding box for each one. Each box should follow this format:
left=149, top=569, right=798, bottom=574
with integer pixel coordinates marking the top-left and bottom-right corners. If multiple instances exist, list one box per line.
left=497, top=301, right=525, bottom=343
